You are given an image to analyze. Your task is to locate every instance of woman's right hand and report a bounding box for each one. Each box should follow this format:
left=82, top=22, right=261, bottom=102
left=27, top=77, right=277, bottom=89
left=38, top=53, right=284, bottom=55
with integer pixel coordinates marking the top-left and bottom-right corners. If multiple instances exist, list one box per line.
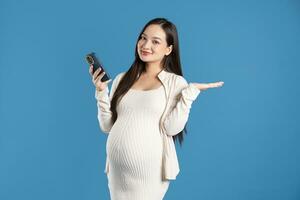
left=89, top=65, right=112, bottom=91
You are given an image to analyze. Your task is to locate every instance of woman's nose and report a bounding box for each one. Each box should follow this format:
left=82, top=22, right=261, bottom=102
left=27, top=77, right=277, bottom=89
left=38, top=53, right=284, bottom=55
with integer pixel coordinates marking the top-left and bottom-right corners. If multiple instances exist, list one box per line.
left=142, top=40, right=151, bottom=48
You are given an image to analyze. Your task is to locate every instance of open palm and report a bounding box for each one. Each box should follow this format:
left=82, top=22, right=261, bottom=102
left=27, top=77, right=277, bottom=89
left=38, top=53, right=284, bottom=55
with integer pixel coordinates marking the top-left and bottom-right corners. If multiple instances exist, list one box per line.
left=192, top=81, right=224, bottom=91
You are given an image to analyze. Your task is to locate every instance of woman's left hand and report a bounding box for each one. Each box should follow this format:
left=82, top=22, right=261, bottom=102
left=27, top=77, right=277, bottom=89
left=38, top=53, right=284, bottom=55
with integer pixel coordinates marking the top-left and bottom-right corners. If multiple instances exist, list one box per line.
left=191, top=81, right=224, bottom=91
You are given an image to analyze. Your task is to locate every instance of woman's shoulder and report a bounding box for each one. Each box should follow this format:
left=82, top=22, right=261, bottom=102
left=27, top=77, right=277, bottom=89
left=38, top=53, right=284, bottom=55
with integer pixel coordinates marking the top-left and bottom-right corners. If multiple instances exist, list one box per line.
left=163, top=71, right=187, bottom=84
left=115, top=71, right=126, bottom=79
left=168, top=73, right=200, bottom=98
left=113, top=71, right=126, bottom=83
left=171, top=73, right=188, bottom=87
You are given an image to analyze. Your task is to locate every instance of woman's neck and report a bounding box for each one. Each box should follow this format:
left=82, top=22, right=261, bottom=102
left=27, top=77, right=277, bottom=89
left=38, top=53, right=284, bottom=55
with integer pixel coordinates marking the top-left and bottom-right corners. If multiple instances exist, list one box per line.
left=144, top=62, right=164, bottom=77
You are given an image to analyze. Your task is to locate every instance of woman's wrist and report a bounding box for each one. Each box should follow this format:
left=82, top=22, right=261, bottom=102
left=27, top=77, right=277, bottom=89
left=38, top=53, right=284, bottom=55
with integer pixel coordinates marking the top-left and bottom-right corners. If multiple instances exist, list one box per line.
left=96, top=87, right=104, bottom=92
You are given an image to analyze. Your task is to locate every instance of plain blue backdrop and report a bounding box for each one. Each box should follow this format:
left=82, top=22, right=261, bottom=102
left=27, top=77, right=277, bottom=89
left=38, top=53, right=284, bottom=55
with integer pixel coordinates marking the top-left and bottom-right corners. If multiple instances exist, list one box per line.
left=1, top=0, right=299, bottom=199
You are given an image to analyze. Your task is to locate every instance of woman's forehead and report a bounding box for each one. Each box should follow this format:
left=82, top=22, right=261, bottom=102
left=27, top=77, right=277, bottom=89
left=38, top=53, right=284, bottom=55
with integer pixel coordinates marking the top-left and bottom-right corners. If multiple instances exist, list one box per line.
left=143, top=24, right=166, bottom=40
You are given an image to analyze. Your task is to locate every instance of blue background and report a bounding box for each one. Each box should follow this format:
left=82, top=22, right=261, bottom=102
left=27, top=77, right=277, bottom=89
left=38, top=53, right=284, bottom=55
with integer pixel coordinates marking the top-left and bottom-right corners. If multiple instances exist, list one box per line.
left=1, top=0, right=299, bottom=199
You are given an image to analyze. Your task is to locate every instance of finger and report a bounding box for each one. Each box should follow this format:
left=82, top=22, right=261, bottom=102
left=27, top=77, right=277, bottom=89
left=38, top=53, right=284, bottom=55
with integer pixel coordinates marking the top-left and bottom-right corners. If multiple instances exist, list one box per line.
left=214, top=83, right=222, bottom=87
left=92, top=73, right=97, bottom=81
left=104, top=79, right=112, bottom=84
left=217, top=81, right=224, bottom=86
left=92, top=68, right=102, bottom=80
left=207, top=83, right=217, bottom=88
left=97, top=71, right=106, bottom=80
left=93, top=74, right=101, bottom=84
left=94, top=71, right=106, bottom=84
left=95, top=67, right=102, bottom=74
left=210, top=82, right=223, bottom=88
left=89, top=66, right=93, bottom=76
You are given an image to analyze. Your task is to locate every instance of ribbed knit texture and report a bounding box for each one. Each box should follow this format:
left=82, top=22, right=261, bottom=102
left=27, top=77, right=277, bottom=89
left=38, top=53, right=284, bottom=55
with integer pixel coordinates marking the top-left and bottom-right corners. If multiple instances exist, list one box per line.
left=106, top=85, right=170, bottom=200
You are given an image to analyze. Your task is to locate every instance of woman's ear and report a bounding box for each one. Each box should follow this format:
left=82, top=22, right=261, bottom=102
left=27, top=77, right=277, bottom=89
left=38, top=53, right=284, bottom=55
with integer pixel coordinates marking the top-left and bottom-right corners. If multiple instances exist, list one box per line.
left=165, top=45, right=173, bottom=56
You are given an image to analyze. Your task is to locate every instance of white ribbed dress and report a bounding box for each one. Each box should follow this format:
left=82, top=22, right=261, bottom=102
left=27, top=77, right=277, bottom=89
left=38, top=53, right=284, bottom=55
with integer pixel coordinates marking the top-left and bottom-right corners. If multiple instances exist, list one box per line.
left=106, top=85, right=169, bottom=200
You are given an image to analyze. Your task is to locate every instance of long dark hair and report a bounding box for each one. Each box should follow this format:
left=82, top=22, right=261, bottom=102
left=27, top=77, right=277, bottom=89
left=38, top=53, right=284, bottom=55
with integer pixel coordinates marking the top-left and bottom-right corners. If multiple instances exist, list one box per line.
left=110, top=17, right=188, bottom=146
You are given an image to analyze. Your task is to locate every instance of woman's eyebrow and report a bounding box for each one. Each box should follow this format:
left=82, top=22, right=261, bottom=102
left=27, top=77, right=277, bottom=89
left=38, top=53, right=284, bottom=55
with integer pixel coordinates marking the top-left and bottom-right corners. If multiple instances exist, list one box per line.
left=142, top=33, right=162, bottom=41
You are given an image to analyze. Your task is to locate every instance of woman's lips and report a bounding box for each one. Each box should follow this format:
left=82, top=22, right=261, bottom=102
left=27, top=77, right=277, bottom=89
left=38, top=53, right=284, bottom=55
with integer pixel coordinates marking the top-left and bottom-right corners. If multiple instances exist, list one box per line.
left=141, top=51, right=151, bottom=56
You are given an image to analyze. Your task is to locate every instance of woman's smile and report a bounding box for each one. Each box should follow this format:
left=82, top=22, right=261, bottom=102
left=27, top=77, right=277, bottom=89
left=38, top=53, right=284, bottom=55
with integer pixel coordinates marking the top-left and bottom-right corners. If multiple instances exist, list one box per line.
left=141, top=50, right=152, bottom=56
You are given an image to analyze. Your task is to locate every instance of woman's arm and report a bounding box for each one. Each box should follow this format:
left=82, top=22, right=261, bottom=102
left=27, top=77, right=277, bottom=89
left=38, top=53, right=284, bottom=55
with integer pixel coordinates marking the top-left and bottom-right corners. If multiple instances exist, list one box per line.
left=94, top=72, right=124, bottom=134
left=162, top=78, right=201, bottom=136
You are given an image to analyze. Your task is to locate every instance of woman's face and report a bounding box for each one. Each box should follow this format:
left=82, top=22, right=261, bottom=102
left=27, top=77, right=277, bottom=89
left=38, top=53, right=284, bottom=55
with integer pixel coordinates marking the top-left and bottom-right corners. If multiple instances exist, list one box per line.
left=137, top=24, right=173, bottom=65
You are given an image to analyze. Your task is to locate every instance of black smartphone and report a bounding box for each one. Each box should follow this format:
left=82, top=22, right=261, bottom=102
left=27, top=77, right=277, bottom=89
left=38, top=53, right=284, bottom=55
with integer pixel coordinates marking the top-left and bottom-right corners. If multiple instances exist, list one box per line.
left=85, top=52, right=110, bottom=82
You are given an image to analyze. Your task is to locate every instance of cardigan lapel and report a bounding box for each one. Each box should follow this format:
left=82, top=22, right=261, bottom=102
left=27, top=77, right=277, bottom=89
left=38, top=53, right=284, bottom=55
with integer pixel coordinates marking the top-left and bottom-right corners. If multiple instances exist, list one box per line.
left=157, top=69, right=180, bottom=180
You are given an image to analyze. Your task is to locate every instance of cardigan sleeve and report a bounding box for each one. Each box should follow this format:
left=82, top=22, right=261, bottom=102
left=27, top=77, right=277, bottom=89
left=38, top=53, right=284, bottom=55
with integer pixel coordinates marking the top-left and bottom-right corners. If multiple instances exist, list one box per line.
left=94, top=72, right=125, bottom=134
left=163, top=77, right=201, bottom=136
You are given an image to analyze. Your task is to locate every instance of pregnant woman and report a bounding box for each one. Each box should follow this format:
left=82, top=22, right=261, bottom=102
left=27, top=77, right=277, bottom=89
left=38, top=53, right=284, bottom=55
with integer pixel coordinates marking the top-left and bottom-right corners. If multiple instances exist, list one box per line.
left=89, top=17, right=224, bottom=200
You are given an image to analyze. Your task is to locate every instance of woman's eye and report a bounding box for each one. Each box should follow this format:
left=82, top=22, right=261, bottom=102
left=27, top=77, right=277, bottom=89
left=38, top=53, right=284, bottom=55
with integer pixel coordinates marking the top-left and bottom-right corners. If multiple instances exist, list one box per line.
left=139, top=36, right=159, bottom=44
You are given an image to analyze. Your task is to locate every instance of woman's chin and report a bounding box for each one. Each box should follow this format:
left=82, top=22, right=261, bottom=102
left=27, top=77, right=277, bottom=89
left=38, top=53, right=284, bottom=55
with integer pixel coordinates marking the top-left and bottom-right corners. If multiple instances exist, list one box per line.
left=139, top=57, right=152, bottom=62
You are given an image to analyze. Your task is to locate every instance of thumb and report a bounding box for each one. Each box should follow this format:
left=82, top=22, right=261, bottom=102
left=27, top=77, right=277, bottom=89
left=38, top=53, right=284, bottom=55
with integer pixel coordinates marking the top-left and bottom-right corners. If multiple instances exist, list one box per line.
left=105, top=79, right=112, bottom=84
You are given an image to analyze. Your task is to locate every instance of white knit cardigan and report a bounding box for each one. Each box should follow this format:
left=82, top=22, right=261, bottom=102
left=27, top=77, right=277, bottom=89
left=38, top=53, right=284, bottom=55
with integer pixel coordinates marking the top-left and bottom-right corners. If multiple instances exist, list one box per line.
left=95, top=69, right=201, bottom=181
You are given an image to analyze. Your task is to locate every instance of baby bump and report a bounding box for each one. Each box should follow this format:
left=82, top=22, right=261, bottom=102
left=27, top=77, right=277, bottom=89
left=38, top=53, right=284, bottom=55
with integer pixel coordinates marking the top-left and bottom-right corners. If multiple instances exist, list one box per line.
left=106, top=119, right=163, bottom=172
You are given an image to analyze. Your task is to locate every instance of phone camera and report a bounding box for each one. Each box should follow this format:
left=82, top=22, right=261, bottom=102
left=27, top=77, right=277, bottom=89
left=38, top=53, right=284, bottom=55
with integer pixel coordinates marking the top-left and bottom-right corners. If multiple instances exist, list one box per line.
left=86, top=55, right=94, bottom=65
